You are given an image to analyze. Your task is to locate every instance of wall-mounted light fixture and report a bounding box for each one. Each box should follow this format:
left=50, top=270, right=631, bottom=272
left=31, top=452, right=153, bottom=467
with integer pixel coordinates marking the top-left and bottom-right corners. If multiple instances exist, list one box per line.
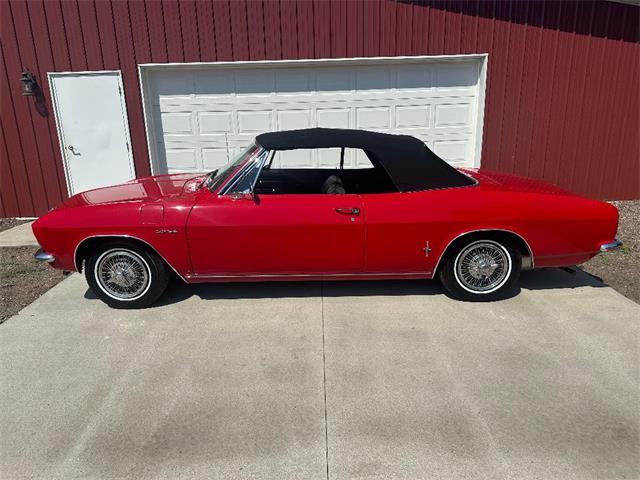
left=20, top=70, right=38, bottom=96
left=19, top=69, right=48, bottom=117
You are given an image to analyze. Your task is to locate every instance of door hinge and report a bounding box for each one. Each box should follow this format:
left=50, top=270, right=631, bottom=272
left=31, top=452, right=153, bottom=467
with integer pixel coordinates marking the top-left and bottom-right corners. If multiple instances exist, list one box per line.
left=423, top=241, right=432, bottom=257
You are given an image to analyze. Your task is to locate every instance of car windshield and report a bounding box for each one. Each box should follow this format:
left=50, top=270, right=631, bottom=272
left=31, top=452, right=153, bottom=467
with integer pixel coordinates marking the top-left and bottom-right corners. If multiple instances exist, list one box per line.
left=203, top=144, right=261, bottom=192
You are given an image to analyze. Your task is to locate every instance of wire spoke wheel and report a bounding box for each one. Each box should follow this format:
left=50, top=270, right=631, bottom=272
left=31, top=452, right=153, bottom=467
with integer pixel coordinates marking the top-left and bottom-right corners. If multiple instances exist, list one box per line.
left=95, top=249, right=151, bottom=300
left=454, top=241, right=511, bottom=294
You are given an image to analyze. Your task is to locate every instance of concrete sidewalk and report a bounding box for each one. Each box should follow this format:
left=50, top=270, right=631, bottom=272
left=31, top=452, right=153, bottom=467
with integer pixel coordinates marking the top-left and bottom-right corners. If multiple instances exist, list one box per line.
left=1, top=269, right=638, bottom=479
left=0, top=221, right=38, bottom=247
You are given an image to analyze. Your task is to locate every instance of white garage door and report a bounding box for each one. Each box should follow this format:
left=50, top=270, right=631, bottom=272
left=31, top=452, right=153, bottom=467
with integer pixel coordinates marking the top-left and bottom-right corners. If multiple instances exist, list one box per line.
left=141, top=56, right=486, bottom=174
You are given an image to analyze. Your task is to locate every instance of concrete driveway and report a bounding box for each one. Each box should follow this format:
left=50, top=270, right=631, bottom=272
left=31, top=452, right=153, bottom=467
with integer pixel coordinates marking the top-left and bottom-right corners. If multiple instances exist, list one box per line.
left=1, top=269, right=638, bottom=479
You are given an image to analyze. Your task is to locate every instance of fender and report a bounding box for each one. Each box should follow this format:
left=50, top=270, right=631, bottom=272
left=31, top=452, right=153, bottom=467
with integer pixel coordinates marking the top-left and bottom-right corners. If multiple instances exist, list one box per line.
left=431, top=228, right=535, bottom=276
left=74, top=234, right=188, bottom=282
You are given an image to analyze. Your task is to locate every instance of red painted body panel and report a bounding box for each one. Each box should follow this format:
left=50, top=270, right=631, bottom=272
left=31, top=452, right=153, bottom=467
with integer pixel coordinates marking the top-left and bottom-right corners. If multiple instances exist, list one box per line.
left=32, top=174, right=202, bottom=276
left=362, top=169, right=617, bottom=274
left=187, top=193, right=365, bottom=277
left=32, top=168, right=619, bottom=283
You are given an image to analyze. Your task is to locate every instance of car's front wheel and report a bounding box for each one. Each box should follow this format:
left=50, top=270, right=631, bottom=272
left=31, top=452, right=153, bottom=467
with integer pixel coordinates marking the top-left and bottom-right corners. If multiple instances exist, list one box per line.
left=85, top=242, right=169, bottom=309
left=439, top=239, right=521, bottom=301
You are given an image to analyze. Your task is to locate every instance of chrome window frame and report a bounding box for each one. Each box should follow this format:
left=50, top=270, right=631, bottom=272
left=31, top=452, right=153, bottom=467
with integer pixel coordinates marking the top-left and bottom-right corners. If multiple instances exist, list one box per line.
left=219, top=147, right=270, bottom=196
left=208, top=143, right=260, bottom=194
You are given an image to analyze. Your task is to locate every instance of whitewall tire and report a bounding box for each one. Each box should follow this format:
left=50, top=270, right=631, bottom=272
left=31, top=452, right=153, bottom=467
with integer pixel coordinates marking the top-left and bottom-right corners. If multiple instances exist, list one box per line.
left=85, top=241, right=169, bottom=309
left=439, top=239, right=521, bottom=301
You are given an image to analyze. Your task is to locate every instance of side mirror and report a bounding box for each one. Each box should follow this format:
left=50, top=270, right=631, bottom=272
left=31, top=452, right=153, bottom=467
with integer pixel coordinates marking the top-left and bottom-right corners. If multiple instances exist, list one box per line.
left=229, top=192, right=255, bottom=202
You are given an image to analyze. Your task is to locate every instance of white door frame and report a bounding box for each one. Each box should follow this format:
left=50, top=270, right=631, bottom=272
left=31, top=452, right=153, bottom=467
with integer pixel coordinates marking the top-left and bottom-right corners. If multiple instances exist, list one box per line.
left=48, top=70, right=136, bottom=195
left=138, top=54, right=489, bottom=175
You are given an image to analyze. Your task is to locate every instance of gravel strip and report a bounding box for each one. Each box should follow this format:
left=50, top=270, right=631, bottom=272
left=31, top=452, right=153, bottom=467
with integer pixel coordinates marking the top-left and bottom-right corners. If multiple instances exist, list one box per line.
left=0, top=218, right=31, bottom=233
left=1, top=246, right=67, bottom=323
left=580, top=200, right=639, bottom=304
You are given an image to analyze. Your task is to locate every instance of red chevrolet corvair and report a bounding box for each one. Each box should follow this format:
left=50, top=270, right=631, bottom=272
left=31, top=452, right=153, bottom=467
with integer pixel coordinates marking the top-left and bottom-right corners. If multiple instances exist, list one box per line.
left=33, top=128, right=620, bottom=308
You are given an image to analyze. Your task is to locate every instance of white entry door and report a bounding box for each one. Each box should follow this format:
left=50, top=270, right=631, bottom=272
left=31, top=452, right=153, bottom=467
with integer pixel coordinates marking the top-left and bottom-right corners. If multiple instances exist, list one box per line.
left=49, top=71, right=135, bottom=194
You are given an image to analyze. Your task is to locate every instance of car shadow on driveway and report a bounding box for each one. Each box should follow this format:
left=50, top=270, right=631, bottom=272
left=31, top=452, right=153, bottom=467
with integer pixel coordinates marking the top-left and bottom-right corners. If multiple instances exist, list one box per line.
left=83, top=267, right=606, bottom=307
left=520, top=266, right=605, bottom=290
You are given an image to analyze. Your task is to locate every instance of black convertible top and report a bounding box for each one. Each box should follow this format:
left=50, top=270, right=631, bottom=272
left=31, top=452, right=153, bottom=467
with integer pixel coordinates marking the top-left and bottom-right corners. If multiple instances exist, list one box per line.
left=255, top=128, right=474, bottom=192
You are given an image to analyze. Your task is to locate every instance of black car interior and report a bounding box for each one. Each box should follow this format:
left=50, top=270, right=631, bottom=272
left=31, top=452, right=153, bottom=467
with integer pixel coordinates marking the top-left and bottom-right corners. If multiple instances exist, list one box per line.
left=254, top=167, right=397, bottom=195
left=254, top=147, right=398, bottom=195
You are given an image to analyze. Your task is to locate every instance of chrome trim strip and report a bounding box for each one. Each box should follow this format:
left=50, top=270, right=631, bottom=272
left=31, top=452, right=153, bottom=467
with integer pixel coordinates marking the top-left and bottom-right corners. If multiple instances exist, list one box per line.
left=186, top=272, right=432, bottom=280
left=34, top=248, right=55, bottom=263
left=599, top=239, right=622, bottom=252
left=73, top=234, right=187, bottom=282
left=431, top=228, right=535, bottom=275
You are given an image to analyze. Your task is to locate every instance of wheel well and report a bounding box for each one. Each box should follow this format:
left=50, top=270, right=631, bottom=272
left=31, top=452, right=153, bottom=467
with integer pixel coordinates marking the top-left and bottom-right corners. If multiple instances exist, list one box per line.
left=435, top=230, right=533, bottom=275
left=75, top=236, right=159, bottom=273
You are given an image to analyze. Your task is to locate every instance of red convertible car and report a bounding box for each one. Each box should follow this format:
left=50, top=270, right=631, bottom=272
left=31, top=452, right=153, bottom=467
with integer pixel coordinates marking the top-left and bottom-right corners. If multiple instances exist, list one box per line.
left=33, top=128, right=620, bottom=308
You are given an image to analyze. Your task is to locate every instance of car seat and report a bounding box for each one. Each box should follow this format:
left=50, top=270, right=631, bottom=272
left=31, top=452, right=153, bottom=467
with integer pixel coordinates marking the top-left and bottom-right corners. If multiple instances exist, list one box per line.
left=321, top=175, right=346, bottom=194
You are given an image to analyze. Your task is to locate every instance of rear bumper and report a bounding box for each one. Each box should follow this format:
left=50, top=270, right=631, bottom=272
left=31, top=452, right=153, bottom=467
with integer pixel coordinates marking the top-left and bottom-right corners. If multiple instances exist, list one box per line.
left=34, top=248, right=55, bottom=263
left=599, top=239, right=623, bottom=252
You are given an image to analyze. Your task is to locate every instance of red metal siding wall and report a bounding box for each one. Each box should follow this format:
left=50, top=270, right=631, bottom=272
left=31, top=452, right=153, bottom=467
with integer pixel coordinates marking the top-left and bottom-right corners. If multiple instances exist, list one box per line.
left=1, top=0, right=638, bottom=217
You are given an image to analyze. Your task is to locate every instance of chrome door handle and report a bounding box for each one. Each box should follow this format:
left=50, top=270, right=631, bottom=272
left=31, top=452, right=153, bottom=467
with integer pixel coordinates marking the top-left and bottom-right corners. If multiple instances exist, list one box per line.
left=335, top=207, right=360, bottom=215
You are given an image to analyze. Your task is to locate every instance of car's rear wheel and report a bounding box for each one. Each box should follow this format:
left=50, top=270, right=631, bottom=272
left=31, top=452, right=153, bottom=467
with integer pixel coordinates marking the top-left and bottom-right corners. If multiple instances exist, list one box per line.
left=85, top=242, right=169, bottom=309
left=439, top=239, right=521, bottom=301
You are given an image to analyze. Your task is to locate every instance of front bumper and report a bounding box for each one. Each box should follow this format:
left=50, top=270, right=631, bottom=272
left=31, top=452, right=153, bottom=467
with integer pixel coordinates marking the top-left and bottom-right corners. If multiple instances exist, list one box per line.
left=34, top=248, right=55, bottom=263
left=599, top=239, right=623, bottom=252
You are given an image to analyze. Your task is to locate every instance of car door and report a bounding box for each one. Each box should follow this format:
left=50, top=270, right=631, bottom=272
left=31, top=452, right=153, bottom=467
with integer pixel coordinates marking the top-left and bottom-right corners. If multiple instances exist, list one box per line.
left=187, top=192, right=365, bottom=276
left=360, top=191, right=436, bottom=274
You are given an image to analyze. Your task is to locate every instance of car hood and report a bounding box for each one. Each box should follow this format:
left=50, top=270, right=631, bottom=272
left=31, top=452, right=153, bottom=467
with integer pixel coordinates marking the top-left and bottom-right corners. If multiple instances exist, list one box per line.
left=63, top=173, right=207, bottom=207
left=461, top=169, right=578, bottom=196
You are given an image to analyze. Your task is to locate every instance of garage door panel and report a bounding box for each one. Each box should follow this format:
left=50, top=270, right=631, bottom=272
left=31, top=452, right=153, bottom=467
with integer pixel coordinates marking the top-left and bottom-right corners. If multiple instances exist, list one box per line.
left=395, top=65, right=432, bottom=90
left=276, top=149, right=315, bottom=168
left=355, top=67, right=392, bottom=92
left=163, top=133, right=227, bottom=144
left=237, top=110, right=273, bottom=133
left=316, top=69, right=354, bottom=93
left=160, top=112, right=194, bottom=134
left=146, top=58, right=482, bottom=174
left=277, top=109, right=312, bottom=131
left=202, top=148, right=231, bottom=170
left=198, top=112, right=233, bottom=134
left=434, top=62, right=478, bottom=89
left=235, top=71, right=275, bottom=96
left=356, top=107, right=391, bottom=129
left=158, top=92, right=477, bottom=112
left=275, top=69, right=314, bottom=95
left=317, top=108, right=350, bottom=128
left=432, top=139, right=471, bottom=166
left=194, top=71, right=235, bottom=96
left=396, top=105, right=430, bottom=129
left=407, top=131, right=474, bottom=143
left=435, top=103, right=473, bottom=127
left=149, top=71, right=194, bottom=102
left=165, top=148, right=198, bottom=171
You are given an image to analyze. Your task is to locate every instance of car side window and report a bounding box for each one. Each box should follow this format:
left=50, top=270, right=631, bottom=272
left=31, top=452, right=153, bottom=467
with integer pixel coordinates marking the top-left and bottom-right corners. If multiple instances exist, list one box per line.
left=224, top=150, right=269, bottom=194
left=265, top=147, right=373, bottom=170
left=254, top=147, right=397, bottom=195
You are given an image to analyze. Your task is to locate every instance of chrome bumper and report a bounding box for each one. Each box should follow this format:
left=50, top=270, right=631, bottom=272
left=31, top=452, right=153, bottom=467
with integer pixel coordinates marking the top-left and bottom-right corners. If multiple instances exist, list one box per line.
left=599, top=240, right=623, bottom=252
left=34, top=248, right=55, bottom=263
